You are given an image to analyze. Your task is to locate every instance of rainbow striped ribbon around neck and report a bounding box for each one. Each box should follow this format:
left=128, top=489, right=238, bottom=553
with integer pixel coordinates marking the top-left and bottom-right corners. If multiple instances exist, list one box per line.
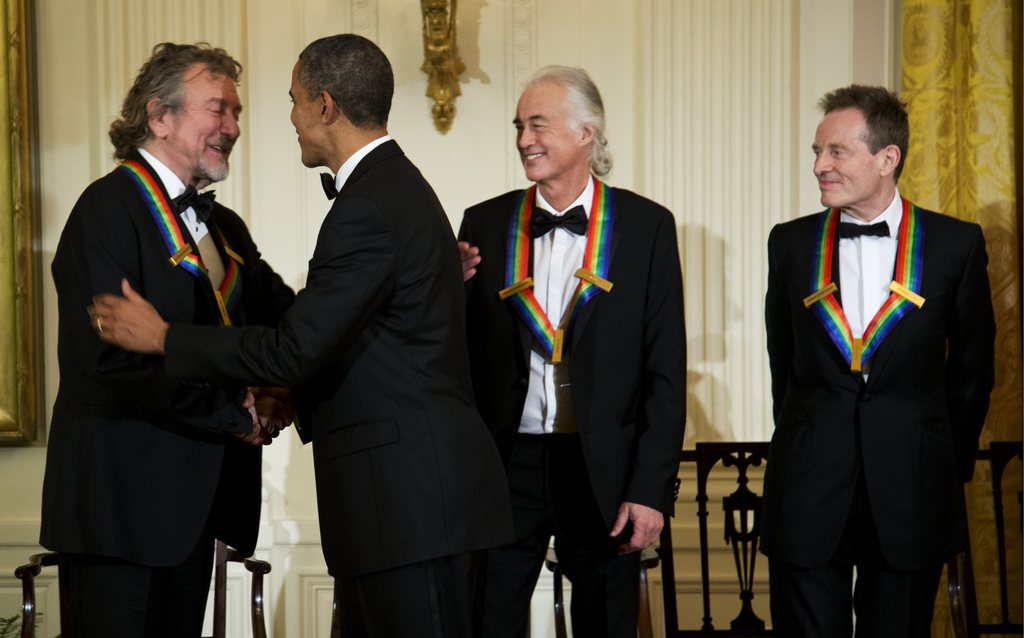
left=499, top=177, right=615, bottom=363
left=803, top=198, right=925, bottom=372
left=119, top=160, right=242, bottom=325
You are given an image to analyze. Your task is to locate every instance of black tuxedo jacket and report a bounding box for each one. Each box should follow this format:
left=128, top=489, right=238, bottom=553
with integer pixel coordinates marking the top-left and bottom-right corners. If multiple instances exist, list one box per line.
left=763, top=206, right=995, bottom=570
left=42, top=153, right=294, bottom=566
left=165, top=141, right=514, bottom=577
left=458, top=187, right=687, bottom=526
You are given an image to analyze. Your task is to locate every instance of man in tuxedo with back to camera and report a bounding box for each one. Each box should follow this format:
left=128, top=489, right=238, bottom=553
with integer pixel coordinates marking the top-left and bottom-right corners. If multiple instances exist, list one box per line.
left=458, top=65, right=687, bottom=638
left=43, top=42, right=295, bottom=636
left=763, top=84, right=995, bottom=636
left=90, top=34, right=513, bottom=638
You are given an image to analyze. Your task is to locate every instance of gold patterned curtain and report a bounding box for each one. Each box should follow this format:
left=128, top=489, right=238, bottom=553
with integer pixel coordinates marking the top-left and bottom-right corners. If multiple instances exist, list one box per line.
left=901, top=0, right=1022, bottom=634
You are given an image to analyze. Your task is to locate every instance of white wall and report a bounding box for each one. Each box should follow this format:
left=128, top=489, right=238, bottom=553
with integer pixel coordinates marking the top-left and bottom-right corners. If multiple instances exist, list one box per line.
left=0, top=1, right=895, bottom=636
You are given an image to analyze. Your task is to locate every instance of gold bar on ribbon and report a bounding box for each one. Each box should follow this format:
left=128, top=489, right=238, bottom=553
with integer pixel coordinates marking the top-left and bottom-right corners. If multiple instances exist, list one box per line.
left=223, top=245, right=246, bottom=266
left=169, top=246, right=191, bottom=267
left=802, top=282, right=837, bottom=308
left=214, top=290, right=232, bottom=326
left=574, top=268, right=613, bottom=292
left=889, top=281, right=925, bottom=308
left=850, top=337, right=863, bottom=372
left=215, top=229, right=246, bottom=265
left=499, top=277, right=534, bottom=300
left=552, top=329, right=564, bottom=363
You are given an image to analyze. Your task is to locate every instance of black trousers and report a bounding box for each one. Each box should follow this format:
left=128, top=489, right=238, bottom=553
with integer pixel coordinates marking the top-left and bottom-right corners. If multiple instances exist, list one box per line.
left=338, top=550, right=482, bottom=638
left=478, top=433, right=640, bottom=638
left=60, top=524, right=215, bottom=637
left=769, top=476, right=944, bottom=637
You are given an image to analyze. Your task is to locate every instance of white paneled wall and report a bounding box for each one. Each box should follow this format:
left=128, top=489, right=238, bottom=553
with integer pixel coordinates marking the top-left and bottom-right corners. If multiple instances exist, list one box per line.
left=0, top=1, right=894, bottom=636
left=641, top=0, right=797, bottom=445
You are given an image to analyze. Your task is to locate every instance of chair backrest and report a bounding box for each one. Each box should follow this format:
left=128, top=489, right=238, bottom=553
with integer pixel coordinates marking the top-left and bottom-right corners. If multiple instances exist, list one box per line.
left=14, top=552, right=67, bottom=638
left=204, top=540, right=272, bottom=638
left=331, top=579, right=342, bottom=638
left=659, top=442, right=772, bottom=637
left=15, top=540, right=270, bottom=638
left=947, top=441, right=1023, bottom=637
left=660, top=441, right=1022, bottom=638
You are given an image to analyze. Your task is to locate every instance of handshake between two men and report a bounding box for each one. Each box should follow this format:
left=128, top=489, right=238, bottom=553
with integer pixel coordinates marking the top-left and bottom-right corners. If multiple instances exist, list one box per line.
left=240, top=386, right=294, bottom=446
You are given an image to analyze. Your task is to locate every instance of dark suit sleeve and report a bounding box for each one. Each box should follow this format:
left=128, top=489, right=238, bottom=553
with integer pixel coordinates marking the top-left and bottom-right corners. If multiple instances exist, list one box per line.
left=166, top=196, right=395, bottom=387
left=258, top=258, right=298, bottom=321
left=945, top=224, right=995, bottom=482
left=57, top=186, right=161, bottom=382
left=624, top=212, right=687, bottom=512
left=764, top=224, right=792, bottom=425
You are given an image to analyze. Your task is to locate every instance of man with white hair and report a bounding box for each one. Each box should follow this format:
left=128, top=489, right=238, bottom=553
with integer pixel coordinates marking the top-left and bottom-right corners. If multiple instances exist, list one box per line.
left=458, top=65, right=687, bottom=638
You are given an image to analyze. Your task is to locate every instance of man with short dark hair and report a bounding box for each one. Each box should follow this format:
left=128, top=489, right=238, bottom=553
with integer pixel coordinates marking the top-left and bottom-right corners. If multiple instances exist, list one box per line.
left=91, top=34, right=513, bottom=638
left=763, top=84, right=995, bottom=636
left=43, top=42, right=294, bottom=635
left=458, top=65, right=687, bottom=638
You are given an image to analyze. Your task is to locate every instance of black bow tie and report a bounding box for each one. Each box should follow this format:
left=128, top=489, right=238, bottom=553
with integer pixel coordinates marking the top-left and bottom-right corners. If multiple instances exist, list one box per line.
left=838, top=221, right=889, bottom=239
left=530, top=205, right=588, bottom=238
left=321, top=173, right=339, bottom=200
left=173, top=186, right=216, bottom=223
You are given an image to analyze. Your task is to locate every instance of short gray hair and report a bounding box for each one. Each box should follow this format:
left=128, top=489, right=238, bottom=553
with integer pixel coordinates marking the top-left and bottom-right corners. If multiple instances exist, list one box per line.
left=523, top=65, right=612, bottom=177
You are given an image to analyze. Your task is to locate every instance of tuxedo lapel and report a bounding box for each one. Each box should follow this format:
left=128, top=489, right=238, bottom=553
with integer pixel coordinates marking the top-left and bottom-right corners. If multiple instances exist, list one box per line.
left=570, top=223, right=620, bottom=350
left=863, top=316, right=903, bottom=386
left=830, top=225, right=843, bottom=309
left=799, top=215, right=861, bottom=385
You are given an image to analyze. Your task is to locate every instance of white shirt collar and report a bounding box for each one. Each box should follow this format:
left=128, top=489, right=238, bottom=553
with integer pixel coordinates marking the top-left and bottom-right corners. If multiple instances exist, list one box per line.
left=534, top=176, right=595, bottom=216
left=334, top=135, right=393, bottom=193
left=138, top=148, right=187, bottom=199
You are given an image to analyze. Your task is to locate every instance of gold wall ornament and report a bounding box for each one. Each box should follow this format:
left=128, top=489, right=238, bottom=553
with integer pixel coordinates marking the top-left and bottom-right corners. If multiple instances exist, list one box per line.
left=0, top=0, right=43, bottom=444
left=420, top=0, right=465, bottom=134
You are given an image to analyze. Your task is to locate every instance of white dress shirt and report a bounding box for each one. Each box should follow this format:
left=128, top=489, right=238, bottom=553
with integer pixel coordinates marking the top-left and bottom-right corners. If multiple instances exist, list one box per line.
left=138, top=148, right=209, bottom=243
left=518, top=178, right=594, bottom=435
left=839, top=189, right=902, bottom=377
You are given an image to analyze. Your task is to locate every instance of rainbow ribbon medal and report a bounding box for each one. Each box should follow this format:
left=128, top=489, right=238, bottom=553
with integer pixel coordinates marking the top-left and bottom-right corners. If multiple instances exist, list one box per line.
left=499, top=178, right=615, bottom=363
left=803, top=198, right=925, bottom=372
left=119, top=160, right=242, bottom=325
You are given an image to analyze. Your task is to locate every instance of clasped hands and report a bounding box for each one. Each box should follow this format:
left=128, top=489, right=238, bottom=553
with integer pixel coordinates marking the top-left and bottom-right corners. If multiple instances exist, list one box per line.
left=240, top=386, right=295, bottom=446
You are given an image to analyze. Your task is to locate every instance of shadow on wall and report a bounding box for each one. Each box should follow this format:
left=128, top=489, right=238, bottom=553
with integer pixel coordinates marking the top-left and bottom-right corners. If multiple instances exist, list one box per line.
left=678, top=223, right=740, bottom=447
left=456, top=0, right=492, bottom=85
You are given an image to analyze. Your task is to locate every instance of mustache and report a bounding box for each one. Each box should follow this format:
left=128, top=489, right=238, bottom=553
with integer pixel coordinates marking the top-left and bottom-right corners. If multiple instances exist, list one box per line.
left=211, top=138, right=236, bottom=154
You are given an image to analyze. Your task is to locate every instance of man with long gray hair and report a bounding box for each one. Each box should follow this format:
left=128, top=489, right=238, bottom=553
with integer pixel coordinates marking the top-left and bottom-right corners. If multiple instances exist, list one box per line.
left=458, top=65, right=687, bottom=637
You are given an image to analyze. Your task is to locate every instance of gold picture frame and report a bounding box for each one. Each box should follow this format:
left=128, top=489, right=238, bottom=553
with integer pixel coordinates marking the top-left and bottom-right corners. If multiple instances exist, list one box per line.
left=0, top=0, right=42, bottom=445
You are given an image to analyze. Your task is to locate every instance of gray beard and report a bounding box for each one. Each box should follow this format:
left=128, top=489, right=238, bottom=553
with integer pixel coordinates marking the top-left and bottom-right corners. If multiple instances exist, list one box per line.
left=199, top=157, right=230, bottom=183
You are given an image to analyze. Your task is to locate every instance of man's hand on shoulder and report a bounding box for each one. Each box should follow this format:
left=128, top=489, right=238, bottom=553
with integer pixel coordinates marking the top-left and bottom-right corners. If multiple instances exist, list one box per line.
left=458, top=241, right=481, bottom=282
left=89, top=279, right=168, bottom=354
